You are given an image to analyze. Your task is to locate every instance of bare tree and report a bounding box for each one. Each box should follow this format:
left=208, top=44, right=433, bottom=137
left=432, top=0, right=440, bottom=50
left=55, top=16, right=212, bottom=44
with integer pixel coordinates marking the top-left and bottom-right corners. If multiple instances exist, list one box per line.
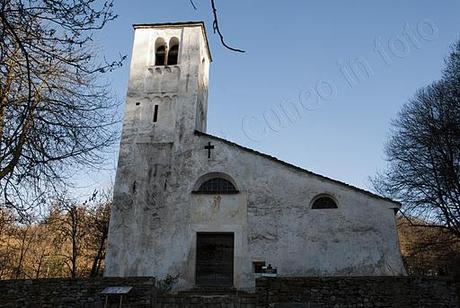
left=0, top=208, right=16, bottom=278
left=374, top=41, right=460, bottom=238
left=25, top=222, right=56, bottom=279
left=13, top=224, right=33, bottom=278
left=0, top=0, right=124, bottom=217
left=87, top=190, right=112, bottom=277
left=48, top=195, right=90, bottom=278
left=398, top=217, right=460, bottom=276
left=0, top=188, right=116, bottom=279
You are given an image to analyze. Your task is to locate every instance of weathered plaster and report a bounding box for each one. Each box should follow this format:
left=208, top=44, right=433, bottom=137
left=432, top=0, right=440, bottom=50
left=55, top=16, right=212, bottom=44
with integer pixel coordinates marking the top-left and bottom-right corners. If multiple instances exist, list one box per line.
left=105, top=22, right=406, bottom=291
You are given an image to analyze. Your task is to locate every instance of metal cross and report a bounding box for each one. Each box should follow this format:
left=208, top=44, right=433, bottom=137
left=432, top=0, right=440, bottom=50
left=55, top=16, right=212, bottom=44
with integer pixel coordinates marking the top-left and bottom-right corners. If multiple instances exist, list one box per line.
left=204, top=142, right=215, bottom=158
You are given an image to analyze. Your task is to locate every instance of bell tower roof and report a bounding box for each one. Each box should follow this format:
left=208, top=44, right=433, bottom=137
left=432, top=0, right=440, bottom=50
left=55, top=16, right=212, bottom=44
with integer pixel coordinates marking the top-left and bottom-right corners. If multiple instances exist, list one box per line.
left=132, top=21, right=212, bottom=62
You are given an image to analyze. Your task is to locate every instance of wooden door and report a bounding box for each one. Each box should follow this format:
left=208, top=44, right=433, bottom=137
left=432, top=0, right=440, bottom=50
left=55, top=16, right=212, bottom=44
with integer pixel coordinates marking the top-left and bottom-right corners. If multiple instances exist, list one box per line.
left=196, top=233, right=234, bottom=287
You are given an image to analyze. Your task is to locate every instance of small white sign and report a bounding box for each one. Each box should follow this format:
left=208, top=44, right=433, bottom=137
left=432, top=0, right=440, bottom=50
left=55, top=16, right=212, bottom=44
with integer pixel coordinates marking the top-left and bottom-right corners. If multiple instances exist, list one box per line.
left=101, top=286, right=132, bottom=294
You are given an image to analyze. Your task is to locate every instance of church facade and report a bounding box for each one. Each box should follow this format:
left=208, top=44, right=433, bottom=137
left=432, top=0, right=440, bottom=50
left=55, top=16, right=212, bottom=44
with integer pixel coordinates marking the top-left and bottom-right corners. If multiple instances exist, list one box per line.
left=104, top=22, right=406, bottom=290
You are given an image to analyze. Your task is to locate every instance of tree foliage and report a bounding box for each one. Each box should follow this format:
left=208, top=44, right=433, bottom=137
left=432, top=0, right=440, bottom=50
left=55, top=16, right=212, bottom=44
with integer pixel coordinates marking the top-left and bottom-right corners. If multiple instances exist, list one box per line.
left=0, top=190, right=111, bottom=279
left=0, top=0, right=124, bottom=216
left=374, top=41, right=460, bottom=238
left=398, top=217, right=460, bottom=276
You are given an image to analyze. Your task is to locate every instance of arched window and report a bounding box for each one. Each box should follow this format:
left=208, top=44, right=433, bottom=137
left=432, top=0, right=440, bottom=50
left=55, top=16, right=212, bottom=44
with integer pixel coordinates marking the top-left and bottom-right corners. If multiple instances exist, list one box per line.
left=155, top=38, right=166, bottom=66
left=195, top=178, right=238, bottom=194
left=167, top=37, right=179, bottom=65
left=192, top=173, right=239, bottom=194
left=311, top=195, right=338, bottom=209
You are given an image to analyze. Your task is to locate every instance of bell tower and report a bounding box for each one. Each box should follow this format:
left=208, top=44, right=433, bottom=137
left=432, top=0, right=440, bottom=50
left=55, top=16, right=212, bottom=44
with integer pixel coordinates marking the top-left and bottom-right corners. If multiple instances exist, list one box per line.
left=105, top=22, right=211, bottom=277
left=123, top=22, right=211, bottom=143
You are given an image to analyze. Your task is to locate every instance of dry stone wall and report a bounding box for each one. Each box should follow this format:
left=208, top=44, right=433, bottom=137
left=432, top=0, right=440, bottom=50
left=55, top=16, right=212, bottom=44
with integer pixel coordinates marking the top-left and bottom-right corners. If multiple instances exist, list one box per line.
left=256, top=276, right=459, bottom=308
left=0, top=276, right=458, bottom=307
left=0, top=277, right=155, bottom=308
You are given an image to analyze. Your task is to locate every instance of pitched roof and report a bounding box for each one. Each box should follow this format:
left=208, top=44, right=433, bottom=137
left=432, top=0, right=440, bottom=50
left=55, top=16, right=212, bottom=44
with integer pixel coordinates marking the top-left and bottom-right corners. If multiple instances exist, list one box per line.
left=194, top=130, right=400, bottom=207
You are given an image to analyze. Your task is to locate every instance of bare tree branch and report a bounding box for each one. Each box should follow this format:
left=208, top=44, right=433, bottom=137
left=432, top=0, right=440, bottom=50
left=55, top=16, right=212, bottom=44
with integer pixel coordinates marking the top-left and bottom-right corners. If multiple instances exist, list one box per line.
left=209, top=0, right=245, bottom=53
left=0, top=0, right=125, bottom=217
left=373, top=40, right=460, bottom=239
left=188, top=0, right=245, bottom=53
left=189, top=0, right=197, bottom=10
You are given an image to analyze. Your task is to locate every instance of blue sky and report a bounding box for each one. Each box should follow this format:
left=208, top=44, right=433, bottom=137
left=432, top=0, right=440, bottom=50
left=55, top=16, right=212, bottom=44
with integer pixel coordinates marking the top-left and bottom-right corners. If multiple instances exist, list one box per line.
left=77, top=1, right=460, bottom=195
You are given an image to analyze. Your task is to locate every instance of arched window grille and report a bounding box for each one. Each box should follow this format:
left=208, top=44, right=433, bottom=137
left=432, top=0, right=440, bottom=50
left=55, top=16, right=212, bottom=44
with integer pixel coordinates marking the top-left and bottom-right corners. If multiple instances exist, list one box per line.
left=311, top=195, right=338, bottom=209
left=155, top=38, right=166, bottom=66
left=167, top=37, right=179, bottom=65
left=194, top=178, right=238, bottom=194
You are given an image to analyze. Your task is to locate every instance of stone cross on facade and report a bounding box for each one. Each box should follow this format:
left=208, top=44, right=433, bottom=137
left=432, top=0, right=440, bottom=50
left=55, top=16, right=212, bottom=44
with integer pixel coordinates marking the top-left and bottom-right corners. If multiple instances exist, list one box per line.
left=204, top=142, right=214, bottom=158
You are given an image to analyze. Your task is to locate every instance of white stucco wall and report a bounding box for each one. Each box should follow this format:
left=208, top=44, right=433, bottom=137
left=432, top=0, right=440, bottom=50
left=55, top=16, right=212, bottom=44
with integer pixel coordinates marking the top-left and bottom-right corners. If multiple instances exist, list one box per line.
left=104, top=22, right=406, bottom=292
left=185, top=133, right=406, bottom=289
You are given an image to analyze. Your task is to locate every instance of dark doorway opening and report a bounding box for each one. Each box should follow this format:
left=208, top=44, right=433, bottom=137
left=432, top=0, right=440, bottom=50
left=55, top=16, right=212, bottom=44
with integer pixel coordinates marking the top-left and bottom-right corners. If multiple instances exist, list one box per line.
left=196, top=233, right=234, bottom=287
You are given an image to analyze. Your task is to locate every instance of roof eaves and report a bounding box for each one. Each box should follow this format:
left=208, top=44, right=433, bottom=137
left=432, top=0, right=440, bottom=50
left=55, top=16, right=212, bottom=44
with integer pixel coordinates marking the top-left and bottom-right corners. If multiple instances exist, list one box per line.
left=194, top=130, right=401, bottom=207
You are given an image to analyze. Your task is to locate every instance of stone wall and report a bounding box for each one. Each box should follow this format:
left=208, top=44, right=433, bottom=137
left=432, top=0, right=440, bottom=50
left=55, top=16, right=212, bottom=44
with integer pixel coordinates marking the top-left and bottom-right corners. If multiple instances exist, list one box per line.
left=156, top=294, right=256, bottom=308
left=0, top=276, right=458, bottom=307
left=0, top=277, right=155, bottom=307
left=255, top=276, right=459, bottom=308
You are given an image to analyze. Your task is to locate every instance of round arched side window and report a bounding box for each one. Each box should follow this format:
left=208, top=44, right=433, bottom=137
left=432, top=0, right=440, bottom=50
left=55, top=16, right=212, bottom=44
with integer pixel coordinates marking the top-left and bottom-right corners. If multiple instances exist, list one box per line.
left=311, top=195, right=338, bottom=209
left=155, top=38, right=167, bottom=66
left=167, top=37, right=179, bottom=65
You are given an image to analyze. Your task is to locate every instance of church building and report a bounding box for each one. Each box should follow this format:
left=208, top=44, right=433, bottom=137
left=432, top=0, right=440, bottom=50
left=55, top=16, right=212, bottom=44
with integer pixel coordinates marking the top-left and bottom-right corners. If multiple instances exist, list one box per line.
left=105, top=21, right=406, bottom=291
